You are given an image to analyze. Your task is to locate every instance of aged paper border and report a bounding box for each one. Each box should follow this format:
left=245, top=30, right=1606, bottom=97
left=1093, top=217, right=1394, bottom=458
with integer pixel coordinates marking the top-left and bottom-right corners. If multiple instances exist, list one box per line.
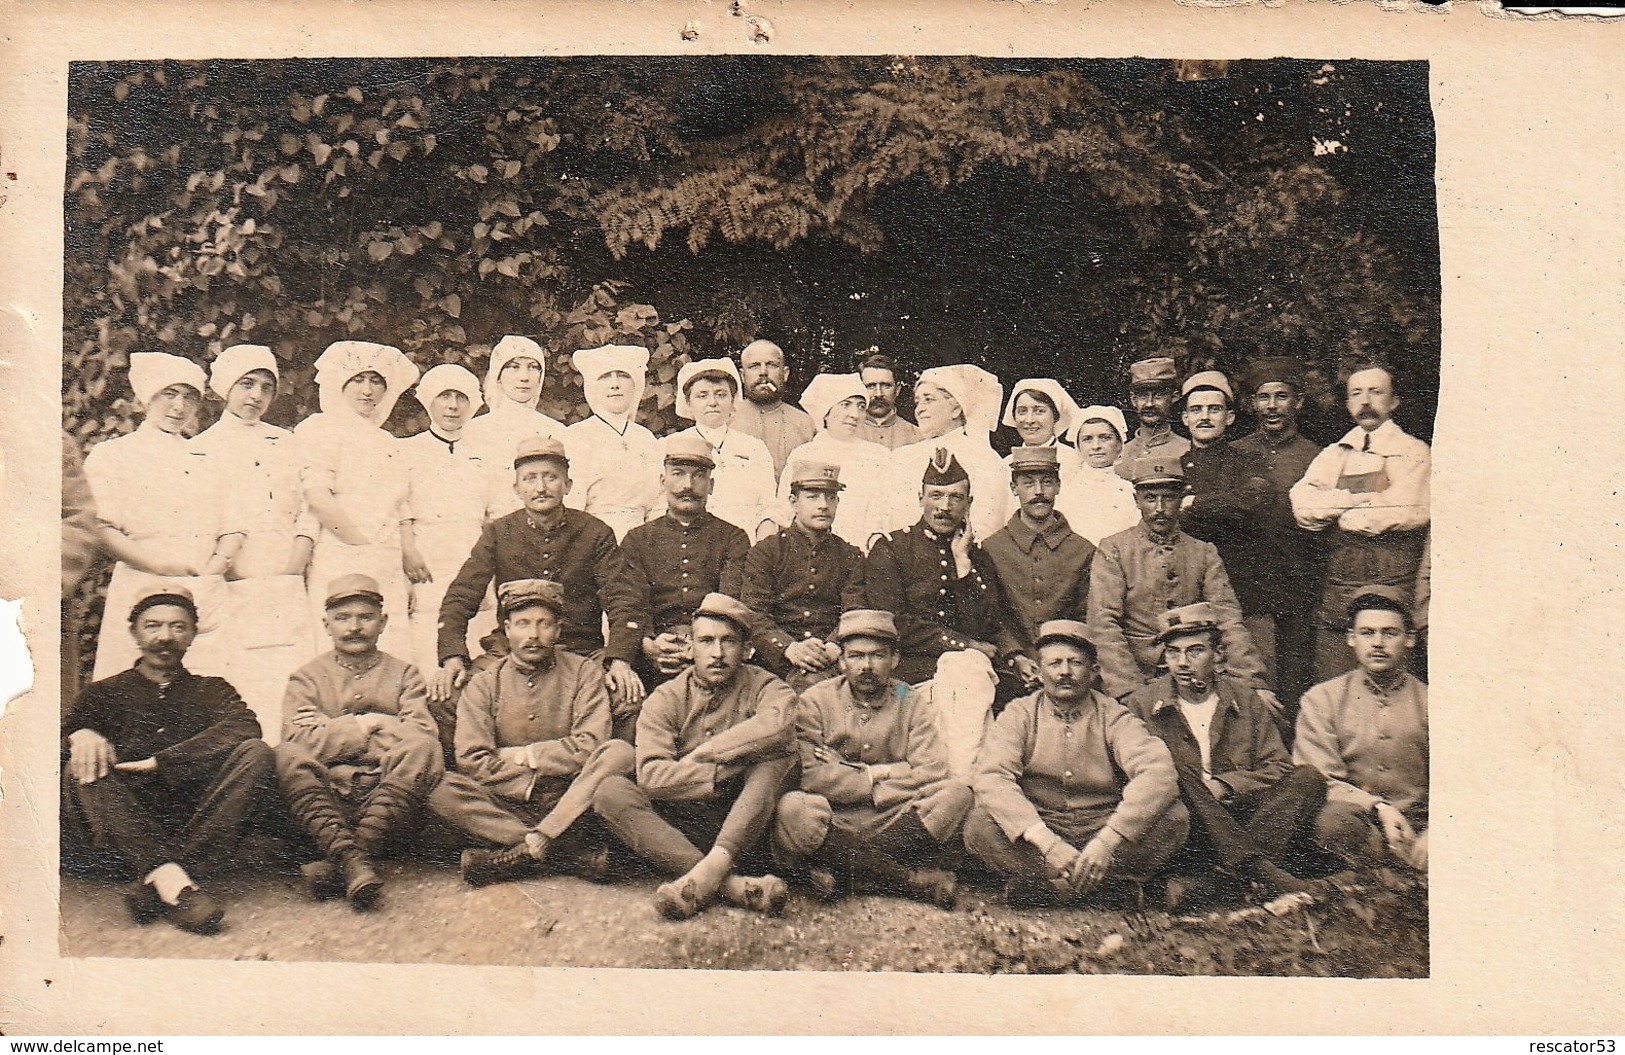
left=4, top=0, right=1623, bottom=1035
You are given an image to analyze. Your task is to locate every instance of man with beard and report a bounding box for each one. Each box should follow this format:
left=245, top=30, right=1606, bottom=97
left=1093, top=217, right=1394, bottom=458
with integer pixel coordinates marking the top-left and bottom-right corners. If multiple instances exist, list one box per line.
left=982, top=446, right=1097, bottom=694
left=732, top=339, right=816, bottom=479
left=773, top=610, right=969, bottom=909
left=620, top=433, right=750, bottom=717
left=738, top=460, right=867, bottom=693
left=1116, top=356, right=1191, bottom=481
left=1176, top=371, right=1277, bottom=686
left=1232, top=358, right=1327, bottom=711
left=1290, top=363, right=1431, bottom=682
left=1088, top=455, right=1271, bottom=702
left=965, top=620, right=1187, bottom=908
left=62, top=584, right=275, bottom=934
left=1293, top=586, right=1428, bottom=872
left=855, top=352, right=923, bottom=450
left=431, top=435, right=646, bottom=731
left=275, top=574, right=444, bottom=910
left=592, top=594, right=799, bottom=920
left=429, top=579, right=632, bottom=887
left=866, top=449, right=1013, bottom=779
left=1125, top=603, right=1326, bottom=906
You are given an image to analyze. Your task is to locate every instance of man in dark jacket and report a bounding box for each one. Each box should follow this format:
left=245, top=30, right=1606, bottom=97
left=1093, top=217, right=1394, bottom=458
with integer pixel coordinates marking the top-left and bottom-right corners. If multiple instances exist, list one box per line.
left=61, top=584, right=275, bottom=934
left=1125, top=603, right=1326, bottom=908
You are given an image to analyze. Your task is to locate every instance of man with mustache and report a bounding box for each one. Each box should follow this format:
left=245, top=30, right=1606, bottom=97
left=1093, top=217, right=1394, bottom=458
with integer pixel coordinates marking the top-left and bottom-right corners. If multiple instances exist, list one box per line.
left=1125, top=603, right=1326, bottom=907
left=731, top=339, right=816, bottom=479
left=62, top=584, right=275, bottom=934
left=966, top=620, right=1187, bottom=907
left=1232, top=358, right=1326, bottom=714
left=1293, top=586, right=1428, bottom=873
left=1290, top=363, right=1431, bottom=682
left=773, top=610, right=969, bottom=909
left=432, top=435, right=647, bottom=731
left=275, top=574, right=445, bottom=910
left=1116, top=356, right=1191, bottom=481
left=592, top=593, right=798, bottom=920
left=855, top=352, right=922, bottom=451
left=982, top=445, right=1097, bottom=693
left=738, top=459, right=867, bottom=693
left=620, top=433, right=750, bottom=720
left=1088, top=455, right=1270, bottom=701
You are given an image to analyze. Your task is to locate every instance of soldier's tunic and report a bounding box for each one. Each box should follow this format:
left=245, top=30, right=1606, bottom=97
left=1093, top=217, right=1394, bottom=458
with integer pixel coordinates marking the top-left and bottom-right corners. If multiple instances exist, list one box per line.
left=857, top=413, right=922, bottom=451
left=787, top=676, right=971, bottom=842
left=621, top=512, right=750, bottom=637
left=738, top=524, right=867, bottom=686
left=1178, top=441, right=1273, bottom=617
left=436, top=508, right=642, bottom=667
left=1116, top=425, right=1190, bottom=481
left=982, top=511, right=1096, bottom=659
left=732, top=399, right=816, bottom=480
left=1086, top=523, right=1268, bottom=699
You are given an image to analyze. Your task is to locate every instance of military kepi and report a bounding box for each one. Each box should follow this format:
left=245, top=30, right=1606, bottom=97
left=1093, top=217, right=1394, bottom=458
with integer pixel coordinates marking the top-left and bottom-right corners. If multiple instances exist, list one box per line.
left=497, top=578, right=566, bottom=617
left=1008, top=445, right=1060, bottom=474
left=1035, top=619, right=1097, bottom=656
left=834, top=609, right=898, bottom=645
left=693, top=592, right=755, bottom=636
left=1128, top=453, right=1185, bottom=488
left=789, top=459, right=844, bottom=492
left=663, top=432, right=716, bottom=469
left=1347, top=583, right=1412, bottom=621
left=129, top=582, right=198, bottom=622
left=325, top=573, right=384, bottom=609
left=514, top=434, right=569, bottom=469
left=921, top=447, right=970, bottom=487
left=1129, top=356, right=1178, bottom=390
left=1155, top=601, right=1222, bottom=643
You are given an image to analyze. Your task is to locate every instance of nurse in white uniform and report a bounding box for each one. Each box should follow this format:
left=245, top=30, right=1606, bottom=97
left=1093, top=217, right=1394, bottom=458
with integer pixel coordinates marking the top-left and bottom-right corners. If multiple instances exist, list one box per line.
left=881, top=364, right=1011, bottom=542
left=461, top=334, right=567, bottom=518
left=191, top=344, right=315, bottom=740
left=775, top=372, right=889, bottom=550
left=294, top=340, right=419, bottom=661
left=399, top=363, right=495, bottom=676
left=1057, top=404, right=1141, bottom=545
left=563, top=343, right=661, bottom=541
left=1000, top=378, right=1085, bottom=478
left=84, top=353, right=230, bottom=681
left=661, top=357, right=779, bottom=540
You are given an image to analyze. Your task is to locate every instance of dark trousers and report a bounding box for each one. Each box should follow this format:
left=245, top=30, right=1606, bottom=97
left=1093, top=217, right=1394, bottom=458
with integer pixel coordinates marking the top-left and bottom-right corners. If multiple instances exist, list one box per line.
left=593, top=755, right=798, bottom=877
left=1174, top=763, right=1326, bottom=872
left=1273, top=608, right=1319, bottom=719
left=963, top=800, right=1190, bottom=884
left=61, top=740, right=276, bottom=880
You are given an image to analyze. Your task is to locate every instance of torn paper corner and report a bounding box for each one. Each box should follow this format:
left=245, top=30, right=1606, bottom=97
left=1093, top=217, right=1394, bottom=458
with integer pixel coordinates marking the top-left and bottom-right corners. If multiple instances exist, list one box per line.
left=0, top=595, right=35, bottom=719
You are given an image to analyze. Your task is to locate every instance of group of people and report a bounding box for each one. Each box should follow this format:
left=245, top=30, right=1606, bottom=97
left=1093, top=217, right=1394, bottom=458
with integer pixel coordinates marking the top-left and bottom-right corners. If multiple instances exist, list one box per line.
left=61, top=334, right=1431, bottom=937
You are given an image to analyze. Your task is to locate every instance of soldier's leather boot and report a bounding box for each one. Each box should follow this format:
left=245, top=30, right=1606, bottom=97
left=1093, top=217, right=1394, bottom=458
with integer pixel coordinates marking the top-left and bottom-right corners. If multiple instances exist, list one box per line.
left=283, top=769, right=380, bottom=910
left=354, top=784, right=415, bottom=859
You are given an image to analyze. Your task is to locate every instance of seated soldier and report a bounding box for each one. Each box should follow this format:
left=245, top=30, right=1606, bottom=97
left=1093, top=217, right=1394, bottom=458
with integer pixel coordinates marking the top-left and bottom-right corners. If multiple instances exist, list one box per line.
left=738, top=459, right=867, bottom=693
left=592, top=593, right=799, bottom=920
left=966, top=620, right=1189, bottom=907
left=275, top=574, right=444, bottom=910
left=1293, top=586, right=1429, bottom=873
left=61, top=584, right=275, bottom=934
left=620, top=432, right=749, bottom=715
left=982, top=445, right=1096, bottom=694
left=1125, top=603, right=1327, bottom=907
left=774, top=610, right=970, bottom=909
left=866, top=448, right=1014, bottom=779
left=426, top=579, right=633, bottom=886
left=1088, top=453, right=1273, bottom=706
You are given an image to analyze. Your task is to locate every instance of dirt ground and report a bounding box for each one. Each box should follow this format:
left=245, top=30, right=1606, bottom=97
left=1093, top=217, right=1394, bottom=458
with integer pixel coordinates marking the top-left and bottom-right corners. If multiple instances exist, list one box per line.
left=60, top=851, right=1427, bottom=976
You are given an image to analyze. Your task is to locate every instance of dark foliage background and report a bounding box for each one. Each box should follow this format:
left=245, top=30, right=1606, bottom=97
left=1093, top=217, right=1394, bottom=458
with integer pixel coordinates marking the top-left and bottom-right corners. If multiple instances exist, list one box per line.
left=62, top=56, right=1440, bottom=674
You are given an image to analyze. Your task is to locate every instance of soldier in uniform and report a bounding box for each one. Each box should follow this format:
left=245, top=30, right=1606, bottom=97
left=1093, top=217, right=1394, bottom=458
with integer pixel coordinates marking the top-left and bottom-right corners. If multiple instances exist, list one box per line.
left=427, top=579, right=634, bottom=887
left=965, top=620, right=1188, bottom=907
left=774, top=610, right=970, bottom=909
left=866, top=449, right=1012, bottom=778
left=275, top=574, right=444, bottom=911
left=592, top=594, right=799, bottom=920
left=431, top=435, right=646, bottom=731
left=738, top=459, right=867, bottom=693
left=1087, top=454, right=1272, bottom=704
left=620, top=433, right=750, bottom=719
left=662, top=357, right=780, bottom=541
left=1125, top=603, right=1326, bottom=907
left=1116, top=356, right=1191, bottom=481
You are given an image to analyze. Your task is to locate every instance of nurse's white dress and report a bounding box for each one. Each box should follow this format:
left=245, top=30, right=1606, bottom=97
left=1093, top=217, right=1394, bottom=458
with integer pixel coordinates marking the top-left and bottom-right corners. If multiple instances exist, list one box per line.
left=84, top=427, right=229, bottom=682
left=880, top=428, right=1012, bottom=543
left=399, top=429, right=497, bottom=674
left=564, top=414, right=661, bottom=541
left=294, top=412, right=413, bottom=662
left=461, top=401, right=567, bottom=518
left=191, top=414, right=315, bottom=741
left=1054, top=462, right=1141, bottom=546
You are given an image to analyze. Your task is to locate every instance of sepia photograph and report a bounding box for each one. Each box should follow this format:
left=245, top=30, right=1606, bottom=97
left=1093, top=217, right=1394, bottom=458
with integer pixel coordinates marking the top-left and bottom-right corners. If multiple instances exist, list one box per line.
left=55, top=52, right=1437, bottom=977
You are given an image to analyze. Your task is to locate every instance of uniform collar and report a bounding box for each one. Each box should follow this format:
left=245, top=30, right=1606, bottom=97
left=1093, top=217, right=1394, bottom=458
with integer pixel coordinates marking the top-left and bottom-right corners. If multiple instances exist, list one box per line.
left=1043, top=687, right=1103, bottom=721
left=1149, top=676, right=1241, bottom=718
left=1361, top=669, right=1414, bottom=697
left=507, top=649, right=557, bottom=677
left=1005, top=511, right=1071, bottom=552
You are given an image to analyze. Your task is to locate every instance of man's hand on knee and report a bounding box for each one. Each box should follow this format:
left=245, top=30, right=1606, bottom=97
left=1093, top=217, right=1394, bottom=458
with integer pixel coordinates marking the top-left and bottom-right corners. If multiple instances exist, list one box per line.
left=67, top=728, right=116, bottom=785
